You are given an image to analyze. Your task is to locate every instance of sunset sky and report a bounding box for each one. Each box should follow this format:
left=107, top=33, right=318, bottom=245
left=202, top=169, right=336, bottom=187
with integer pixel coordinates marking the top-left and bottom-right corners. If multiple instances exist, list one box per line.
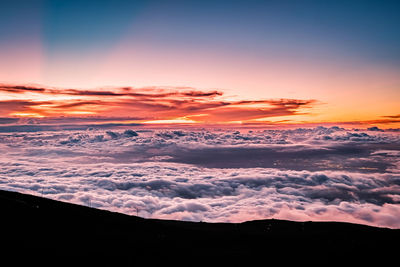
left=1, top=1, right=400, bottom=229
left=0, top=0, right=399, bottom=127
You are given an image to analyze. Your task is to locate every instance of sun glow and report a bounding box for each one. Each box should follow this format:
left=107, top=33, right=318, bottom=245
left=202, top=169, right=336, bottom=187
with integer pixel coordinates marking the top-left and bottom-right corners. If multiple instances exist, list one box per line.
left=143, top=118, right=198, bottom=124
left=9, top=112, right=45, bottom=118
left=64, top=111, right=97, bottom=115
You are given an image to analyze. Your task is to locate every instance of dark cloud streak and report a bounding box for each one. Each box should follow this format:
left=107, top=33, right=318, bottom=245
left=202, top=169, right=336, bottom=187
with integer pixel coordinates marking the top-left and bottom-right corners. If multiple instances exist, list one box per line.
left=0, top=84, right=223, bottom=98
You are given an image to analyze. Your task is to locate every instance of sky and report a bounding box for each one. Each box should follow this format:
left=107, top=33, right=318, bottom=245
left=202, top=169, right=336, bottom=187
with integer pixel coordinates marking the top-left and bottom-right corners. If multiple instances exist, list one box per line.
left=0, top=1, right=400, bottom=228
left=0, top=0, right=399, bottom=127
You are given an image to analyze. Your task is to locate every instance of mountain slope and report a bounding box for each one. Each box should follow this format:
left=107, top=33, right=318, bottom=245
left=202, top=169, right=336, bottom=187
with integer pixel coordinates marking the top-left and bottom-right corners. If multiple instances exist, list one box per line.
left=0, top=189, right=398, bottom=264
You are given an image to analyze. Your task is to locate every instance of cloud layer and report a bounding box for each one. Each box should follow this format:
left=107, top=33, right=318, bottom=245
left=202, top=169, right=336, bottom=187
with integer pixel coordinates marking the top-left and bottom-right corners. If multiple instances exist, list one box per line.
left=0, top=126, right=399, bottom=228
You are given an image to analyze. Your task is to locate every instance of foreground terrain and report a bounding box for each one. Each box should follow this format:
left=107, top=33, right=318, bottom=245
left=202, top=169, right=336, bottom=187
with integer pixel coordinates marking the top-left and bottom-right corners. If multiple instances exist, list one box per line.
left=0, top=189, right=398, bottom=264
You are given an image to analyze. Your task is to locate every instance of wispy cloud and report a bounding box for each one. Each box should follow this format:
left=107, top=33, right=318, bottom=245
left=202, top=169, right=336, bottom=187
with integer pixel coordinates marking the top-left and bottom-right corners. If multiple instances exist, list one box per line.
left=0, top=84, right=316, bottom=123
left=1, top=84, right=397, bottom=127
left=0, top=84, right=223, bottom=98
left=382, top=114, right=400, bottom=119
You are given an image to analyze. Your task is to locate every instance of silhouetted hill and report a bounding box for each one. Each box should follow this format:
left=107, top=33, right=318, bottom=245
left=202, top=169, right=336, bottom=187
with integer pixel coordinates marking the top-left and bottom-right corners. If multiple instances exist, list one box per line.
left=0, top=189, right=398, bottom=264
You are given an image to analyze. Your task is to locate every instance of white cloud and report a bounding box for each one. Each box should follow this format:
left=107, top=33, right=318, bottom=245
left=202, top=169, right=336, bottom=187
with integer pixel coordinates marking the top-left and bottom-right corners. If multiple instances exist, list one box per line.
left=0, top=127, right=399, bottom=228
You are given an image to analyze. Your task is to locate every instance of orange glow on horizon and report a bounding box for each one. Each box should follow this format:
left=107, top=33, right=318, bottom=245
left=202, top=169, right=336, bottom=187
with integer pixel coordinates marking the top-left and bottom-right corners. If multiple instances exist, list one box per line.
left=142, top=118, right=198, bottom=124
left=9, top=112, right=45, bottom=118
left=0, top=83, right=398, bottom=128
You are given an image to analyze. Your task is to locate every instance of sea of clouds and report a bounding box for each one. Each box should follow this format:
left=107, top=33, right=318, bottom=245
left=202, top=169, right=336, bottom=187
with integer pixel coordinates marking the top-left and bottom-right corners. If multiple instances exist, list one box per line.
left=1, top=126, right=399, bottom=228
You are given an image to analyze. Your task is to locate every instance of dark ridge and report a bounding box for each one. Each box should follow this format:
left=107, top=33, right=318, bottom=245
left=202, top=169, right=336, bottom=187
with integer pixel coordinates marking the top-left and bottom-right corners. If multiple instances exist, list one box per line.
left=0, top=189, right=398, bottom=264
